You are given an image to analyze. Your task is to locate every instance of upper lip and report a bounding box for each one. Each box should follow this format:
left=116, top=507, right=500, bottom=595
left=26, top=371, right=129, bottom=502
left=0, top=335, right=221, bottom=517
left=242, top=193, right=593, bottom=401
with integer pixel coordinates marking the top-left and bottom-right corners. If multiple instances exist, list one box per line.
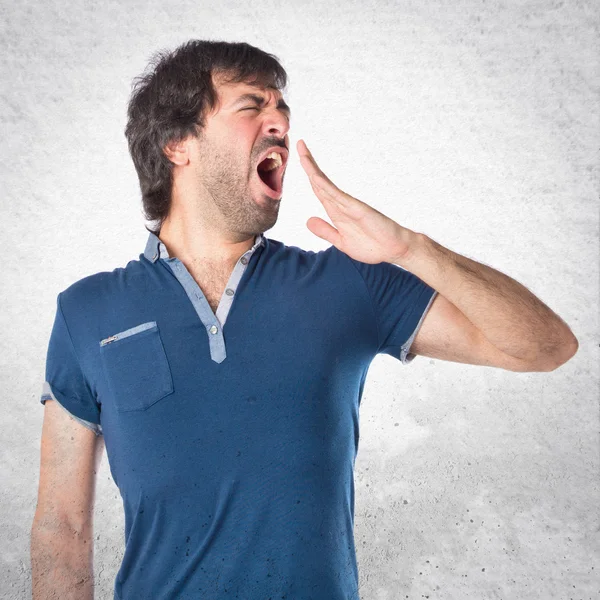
left=257, top=146, right=288, bottom=170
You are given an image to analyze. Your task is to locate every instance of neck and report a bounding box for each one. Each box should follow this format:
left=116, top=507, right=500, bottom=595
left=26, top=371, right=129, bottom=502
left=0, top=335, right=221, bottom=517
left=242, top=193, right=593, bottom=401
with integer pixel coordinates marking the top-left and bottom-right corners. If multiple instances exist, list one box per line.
left=158, top=219, right=257, bottom=272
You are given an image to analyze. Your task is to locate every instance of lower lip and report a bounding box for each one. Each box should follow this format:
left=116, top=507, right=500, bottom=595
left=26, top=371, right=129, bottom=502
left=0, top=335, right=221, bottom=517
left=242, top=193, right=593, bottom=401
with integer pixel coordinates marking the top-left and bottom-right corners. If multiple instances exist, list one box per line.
left=256, top=170, right=282, bottom=200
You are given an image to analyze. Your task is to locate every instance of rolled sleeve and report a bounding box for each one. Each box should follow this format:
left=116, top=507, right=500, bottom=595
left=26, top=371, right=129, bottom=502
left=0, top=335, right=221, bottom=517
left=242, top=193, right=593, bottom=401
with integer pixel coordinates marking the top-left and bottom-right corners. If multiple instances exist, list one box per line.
left=347, top=257, right=438, bottom=364
left=40, top=380, right=103, bottom=436
left=400, top=289, right=438, bottom=364
left=40, top=293, right=102, bottom=426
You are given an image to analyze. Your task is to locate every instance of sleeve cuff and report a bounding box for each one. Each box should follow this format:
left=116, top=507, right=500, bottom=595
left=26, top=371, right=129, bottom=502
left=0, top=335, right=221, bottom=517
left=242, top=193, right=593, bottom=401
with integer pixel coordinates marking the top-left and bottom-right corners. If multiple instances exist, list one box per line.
left=400, top=289, right=438, bottom=365
left=40, top=381, right=103, bottom=436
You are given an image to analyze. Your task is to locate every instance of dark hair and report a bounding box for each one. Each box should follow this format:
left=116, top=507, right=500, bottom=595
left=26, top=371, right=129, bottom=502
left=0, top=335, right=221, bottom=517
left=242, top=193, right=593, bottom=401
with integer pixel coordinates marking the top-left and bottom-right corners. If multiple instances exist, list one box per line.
left=124, top=40, right=289, bottom=235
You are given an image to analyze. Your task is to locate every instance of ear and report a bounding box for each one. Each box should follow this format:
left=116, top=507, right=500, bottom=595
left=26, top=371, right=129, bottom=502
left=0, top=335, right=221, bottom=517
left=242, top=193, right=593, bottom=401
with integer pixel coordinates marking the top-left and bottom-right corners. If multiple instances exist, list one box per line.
left=163, top=137, right=192, bottom=166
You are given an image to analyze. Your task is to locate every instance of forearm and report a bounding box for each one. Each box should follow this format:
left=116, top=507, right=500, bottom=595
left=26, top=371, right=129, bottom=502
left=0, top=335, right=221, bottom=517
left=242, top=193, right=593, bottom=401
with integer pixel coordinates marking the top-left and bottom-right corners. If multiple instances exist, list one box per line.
left=31, top=520, right=94, bottom=600
left=396, top=233, right=578, bottom=364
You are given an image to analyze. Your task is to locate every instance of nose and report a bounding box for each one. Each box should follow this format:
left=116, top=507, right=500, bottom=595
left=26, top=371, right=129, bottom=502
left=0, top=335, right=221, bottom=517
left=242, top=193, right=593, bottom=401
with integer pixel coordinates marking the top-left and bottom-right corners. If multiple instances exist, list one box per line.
left=262, top=110, right=290, bottom=140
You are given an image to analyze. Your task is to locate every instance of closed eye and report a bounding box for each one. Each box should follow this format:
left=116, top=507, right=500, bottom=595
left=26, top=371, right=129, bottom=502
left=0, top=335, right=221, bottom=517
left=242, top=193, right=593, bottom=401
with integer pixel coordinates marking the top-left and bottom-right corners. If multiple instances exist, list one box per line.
left=242, top=107, right=290, bottom=121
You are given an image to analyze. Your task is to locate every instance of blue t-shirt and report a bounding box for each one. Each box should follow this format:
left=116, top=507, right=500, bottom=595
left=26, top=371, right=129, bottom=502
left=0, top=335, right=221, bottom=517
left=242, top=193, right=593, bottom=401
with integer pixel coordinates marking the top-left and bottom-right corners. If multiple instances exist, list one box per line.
left=40, top=230, right=437, bottom=600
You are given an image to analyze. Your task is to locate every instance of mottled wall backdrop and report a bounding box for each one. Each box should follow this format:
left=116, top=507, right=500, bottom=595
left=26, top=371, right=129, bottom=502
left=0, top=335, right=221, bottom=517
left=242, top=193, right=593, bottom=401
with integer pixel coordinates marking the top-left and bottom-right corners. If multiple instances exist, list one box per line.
left=1, top=0, right=598, bottom=598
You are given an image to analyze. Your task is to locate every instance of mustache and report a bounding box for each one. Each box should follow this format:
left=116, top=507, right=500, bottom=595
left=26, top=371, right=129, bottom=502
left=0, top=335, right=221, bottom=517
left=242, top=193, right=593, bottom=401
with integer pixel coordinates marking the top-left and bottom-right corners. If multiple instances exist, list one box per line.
left=256, top=141, right=287, bottom=159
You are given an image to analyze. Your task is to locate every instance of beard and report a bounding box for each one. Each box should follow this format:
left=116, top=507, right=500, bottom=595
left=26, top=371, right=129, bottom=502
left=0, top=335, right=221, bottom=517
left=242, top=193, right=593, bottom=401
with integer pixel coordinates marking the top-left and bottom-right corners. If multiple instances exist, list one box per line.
left=195, top=141, right=280, bottom=236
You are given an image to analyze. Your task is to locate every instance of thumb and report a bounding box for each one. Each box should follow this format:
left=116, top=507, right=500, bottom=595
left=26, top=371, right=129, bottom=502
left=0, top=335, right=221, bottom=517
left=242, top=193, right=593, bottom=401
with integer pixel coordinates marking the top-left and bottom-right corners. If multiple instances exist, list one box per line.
left=306, top=217, right=340, bottom=246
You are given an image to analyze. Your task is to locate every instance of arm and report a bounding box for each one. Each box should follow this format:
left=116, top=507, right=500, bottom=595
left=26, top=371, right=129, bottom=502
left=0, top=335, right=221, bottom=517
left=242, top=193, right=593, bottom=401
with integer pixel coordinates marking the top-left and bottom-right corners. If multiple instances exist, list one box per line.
left=396, top=233, right=578, bottom=371
left=30, top=520, right=94, bottom=600
left=31, top=398, right=104, bottom=600
left=294, top=139, right=577, bottom=371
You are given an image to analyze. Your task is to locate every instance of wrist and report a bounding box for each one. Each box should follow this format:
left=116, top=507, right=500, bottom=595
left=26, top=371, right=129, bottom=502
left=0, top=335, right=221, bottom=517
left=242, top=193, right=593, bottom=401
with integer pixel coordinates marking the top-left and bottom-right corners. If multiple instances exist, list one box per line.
left=391, top=230, right=428, bottom=267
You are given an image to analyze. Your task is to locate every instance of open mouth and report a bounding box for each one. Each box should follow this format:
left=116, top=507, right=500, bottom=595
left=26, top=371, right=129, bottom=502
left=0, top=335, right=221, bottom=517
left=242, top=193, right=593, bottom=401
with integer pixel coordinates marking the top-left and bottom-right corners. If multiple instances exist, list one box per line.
left=256, top=155, right=284, bottom=194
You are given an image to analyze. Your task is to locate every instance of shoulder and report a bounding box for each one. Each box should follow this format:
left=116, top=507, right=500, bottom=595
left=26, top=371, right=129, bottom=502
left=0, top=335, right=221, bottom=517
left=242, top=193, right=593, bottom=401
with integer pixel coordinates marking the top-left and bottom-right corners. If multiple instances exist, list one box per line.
left=58, top=256, right=147, bottom=314
left=265, top=237, right=351, bottom=270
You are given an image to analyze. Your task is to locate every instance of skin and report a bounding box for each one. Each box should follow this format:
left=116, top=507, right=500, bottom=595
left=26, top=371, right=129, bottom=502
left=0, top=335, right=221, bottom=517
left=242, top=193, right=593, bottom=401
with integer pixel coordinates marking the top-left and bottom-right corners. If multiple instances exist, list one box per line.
left=160, top=71, right=291, bottom=274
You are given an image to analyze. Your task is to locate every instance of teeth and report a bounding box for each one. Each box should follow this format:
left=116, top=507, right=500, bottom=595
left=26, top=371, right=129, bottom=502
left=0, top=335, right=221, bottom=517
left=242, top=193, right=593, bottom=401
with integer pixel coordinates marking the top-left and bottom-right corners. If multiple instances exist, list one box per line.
left=262, top=151, right=283, bottom=171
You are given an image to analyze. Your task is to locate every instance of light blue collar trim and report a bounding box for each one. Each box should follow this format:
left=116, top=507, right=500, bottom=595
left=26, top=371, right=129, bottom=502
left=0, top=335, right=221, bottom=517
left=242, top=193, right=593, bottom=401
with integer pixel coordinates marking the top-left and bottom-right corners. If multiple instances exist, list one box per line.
left=143, top=230, right=265, bottom=263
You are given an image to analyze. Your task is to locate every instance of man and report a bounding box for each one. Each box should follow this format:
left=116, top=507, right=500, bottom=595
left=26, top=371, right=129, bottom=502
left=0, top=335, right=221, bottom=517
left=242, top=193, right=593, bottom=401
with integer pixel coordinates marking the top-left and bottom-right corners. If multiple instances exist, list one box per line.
left=30, top=40, right=578, bottom=600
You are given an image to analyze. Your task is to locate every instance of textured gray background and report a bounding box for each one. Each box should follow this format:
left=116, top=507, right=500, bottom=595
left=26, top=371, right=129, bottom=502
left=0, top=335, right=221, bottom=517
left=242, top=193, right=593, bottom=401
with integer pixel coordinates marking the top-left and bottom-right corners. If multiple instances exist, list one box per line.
left=1, top=0, right=598, bottom=598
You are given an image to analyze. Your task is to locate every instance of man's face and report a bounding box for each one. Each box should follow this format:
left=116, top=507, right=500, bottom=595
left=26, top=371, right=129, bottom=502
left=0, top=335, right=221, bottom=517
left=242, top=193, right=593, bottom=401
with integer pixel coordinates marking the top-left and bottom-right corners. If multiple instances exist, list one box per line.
left=190, top=74, right=291, bottom=235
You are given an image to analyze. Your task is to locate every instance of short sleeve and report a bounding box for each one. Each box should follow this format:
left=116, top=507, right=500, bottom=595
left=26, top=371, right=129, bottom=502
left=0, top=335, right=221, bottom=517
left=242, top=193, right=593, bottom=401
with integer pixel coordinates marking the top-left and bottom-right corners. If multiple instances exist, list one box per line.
left=40, top=381, right=103, bottom=436
left=39, top=293, right=102, bottom=427
left=348, top=258, right=438, bottom=364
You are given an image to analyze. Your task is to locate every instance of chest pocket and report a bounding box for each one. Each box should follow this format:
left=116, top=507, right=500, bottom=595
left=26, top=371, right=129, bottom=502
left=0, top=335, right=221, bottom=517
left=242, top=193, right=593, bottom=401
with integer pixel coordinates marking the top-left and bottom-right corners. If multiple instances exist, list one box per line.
left=99, top=321, right=174, bottom=412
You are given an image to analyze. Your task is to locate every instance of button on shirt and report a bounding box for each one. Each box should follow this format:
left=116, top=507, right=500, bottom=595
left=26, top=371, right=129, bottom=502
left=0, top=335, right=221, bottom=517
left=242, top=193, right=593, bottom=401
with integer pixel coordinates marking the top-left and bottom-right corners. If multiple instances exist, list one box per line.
left=40, top=229, right=438, bottom=600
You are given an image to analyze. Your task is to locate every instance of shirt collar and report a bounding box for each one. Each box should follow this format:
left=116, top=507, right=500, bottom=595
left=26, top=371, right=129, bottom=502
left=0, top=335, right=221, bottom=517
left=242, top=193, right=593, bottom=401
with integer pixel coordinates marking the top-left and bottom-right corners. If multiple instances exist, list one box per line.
left=143, top=229, right=265, bottom=263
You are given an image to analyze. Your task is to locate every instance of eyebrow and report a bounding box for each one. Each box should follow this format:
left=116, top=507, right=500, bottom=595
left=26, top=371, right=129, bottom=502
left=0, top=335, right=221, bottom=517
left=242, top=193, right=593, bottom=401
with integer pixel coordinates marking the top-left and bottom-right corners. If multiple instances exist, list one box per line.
left=231, top=93, right=291, bottom=116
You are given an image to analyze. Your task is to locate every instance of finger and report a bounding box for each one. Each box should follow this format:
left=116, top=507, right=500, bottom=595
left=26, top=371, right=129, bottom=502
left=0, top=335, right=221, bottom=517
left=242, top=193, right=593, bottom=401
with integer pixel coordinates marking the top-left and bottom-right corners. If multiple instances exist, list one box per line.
left=297, top=139, right=334, bottom=185
left=306, top=216, right=341, bottom=247
left=297, top=139, right=346, bottom=204
left=297, top=139, right=321, bottom=179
